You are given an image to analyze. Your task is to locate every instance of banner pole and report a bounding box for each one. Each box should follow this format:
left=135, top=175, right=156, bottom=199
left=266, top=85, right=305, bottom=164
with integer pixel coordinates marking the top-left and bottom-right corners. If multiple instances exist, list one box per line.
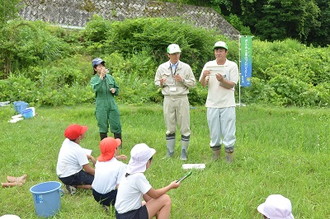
left=238, top=35, right=241, bottom=107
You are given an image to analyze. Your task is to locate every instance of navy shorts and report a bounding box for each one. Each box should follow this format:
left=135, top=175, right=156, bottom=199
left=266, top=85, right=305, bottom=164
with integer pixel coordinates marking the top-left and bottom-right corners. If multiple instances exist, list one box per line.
left=59, top=170, right=94, bottom=185
left=116, top=205, right=148, bottom=219
left=92, top=189, right=117, bottom=206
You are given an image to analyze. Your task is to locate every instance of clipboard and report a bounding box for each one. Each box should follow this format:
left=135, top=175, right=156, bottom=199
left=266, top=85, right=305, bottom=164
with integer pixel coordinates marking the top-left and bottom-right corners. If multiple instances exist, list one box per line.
left=176, top=171, right=192, bottom=183
left=206, top=65, right=225, bottom=76
left=82, top=148, right=92, bottom=156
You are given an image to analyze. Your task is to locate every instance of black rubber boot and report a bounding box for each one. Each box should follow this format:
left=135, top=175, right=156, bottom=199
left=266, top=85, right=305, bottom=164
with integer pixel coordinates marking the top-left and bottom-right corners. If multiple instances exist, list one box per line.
left=100, top=133, right=107, bottom=141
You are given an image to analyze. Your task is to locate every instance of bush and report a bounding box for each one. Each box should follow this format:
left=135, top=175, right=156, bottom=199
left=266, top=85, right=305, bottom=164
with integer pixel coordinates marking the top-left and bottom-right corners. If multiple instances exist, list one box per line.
left=227, top=14, right=251, bottom=35
left=0, top=20, right=71, bottom=76
left=0, top=18, right=329, bottom=107
left=84, top=16, right=230, bottom=78
left=0, top=74, right=38, bottom=105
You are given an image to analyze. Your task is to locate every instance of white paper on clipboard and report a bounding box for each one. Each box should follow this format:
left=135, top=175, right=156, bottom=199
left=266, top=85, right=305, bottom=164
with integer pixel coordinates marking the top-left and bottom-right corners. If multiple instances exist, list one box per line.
left=82, top=148, right=92, bottom=156
left=206, top=65, right=225, bottom=77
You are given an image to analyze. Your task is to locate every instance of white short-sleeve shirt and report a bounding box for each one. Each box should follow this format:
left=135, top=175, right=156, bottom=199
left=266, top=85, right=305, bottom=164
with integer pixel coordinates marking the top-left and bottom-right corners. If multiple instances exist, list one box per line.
left=200, top=59, right=239, bottom=108
left=115, top=173, right=152, bottom=214
left=56, top=138, right=89, bottom=178
left=92, top=158, right=127, bottom=194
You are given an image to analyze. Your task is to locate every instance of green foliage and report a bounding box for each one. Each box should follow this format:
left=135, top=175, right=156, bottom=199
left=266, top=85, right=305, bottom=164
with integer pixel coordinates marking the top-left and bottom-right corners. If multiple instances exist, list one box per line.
left=82, top=14, right=112, bottom=44
left=37, top=84, right=94, bottom=106
left=101, top=52, right=162, bottom=104
left=307, top=0, right=330, bottom=46
left=188, top=84, right=208, bottom=106
left=0, top=20, right=71, bottom=77
left=0, top=55, right=94, bottom=106
left=268, top=76, right=313, bottom=106
left=85, top=17, right=222, bottom=77
left=207, top=0, right=327, bottom=46
left=0, top=74, right=38, bottom=104
left=0, top=18, right=329, bottom=108
left=241, top=39, right=330, bottom=107
left=0, top=0, right=22, bottom=28
left=242, top=0, right=322, bottom=44
left=241, top=78, right=285, bottom=106
left=226, top=14, right=251, bottom=35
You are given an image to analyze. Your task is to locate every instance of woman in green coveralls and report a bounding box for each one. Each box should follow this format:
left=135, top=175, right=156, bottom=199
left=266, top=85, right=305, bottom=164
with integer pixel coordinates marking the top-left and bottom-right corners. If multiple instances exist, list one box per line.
left=90, top=58, right=122, bottom=142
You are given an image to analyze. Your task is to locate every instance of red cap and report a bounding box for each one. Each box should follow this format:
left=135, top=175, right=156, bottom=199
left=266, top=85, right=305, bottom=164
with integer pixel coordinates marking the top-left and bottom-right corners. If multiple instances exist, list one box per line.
left=64, top=124, right=88, bottom=140
left=98, top=137, right=121, bottom=161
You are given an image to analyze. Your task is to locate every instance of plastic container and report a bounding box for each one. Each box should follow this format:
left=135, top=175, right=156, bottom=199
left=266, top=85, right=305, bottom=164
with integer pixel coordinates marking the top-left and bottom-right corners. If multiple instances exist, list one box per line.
left=22, top=108, right=33, bottom=119
left=13, top=101, right=29, bottom=114
left=30, top=181, right=62, bottom=218
left=182, top=163, right=206, bottom=169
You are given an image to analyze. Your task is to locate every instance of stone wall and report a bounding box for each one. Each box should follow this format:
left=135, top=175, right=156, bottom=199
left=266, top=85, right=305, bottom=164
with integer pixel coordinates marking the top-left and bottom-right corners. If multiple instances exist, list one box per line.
left=19, top=0, right=240, bottom=39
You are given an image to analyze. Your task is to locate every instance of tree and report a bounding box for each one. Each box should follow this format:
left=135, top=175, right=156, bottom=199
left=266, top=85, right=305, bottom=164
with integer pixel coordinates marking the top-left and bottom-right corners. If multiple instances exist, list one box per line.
left=0, top=0, right=22, bottom=28
left=306, top=0, right=330, bottom=46
left=209, top=0, right=326, bottom=46
left=240, top=0, right=320, bottom=43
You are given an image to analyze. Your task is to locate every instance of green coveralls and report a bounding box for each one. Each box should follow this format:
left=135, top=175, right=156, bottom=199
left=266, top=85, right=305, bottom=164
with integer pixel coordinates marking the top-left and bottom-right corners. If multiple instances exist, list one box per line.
left=90, top=74, right=121, bottom=135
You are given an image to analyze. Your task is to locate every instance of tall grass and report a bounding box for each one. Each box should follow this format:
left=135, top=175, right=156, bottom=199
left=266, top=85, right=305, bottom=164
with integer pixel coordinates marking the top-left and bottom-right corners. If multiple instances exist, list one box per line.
left=0, top=104, right=329, bottom=218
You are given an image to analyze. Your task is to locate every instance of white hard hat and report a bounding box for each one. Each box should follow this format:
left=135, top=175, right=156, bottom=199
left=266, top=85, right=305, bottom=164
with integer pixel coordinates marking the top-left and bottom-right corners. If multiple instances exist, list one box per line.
left=167, top=44, right=181, bottom=54
left=213, top=41, right=228, bottom=50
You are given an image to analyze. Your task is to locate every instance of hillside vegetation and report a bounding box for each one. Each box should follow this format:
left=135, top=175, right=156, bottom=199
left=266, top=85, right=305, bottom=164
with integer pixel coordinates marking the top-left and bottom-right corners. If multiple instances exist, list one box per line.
left=0, top=16, right=329, bottom=107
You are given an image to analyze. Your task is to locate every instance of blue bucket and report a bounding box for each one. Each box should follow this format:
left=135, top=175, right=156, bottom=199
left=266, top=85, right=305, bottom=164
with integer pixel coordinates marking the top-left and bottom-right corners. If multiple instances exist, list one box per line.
left=13, top=101, right=29, bottom=114
left=22, top=108, right=33, bottom=119
left=30, top=181, right=62, bottom=217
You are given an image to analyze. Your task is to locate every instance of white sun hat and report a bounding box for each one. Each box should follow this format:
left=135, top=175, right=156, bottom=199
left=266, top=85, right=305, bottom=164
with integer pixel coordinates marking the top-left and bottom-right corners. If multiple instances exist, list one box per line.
left=213, top=41, right=228, bottom=50
left=126, top=143, right=156, bottom=174
left=257, top=194, right=294, bottom=219
left=167, top=44, right=181, bottom=54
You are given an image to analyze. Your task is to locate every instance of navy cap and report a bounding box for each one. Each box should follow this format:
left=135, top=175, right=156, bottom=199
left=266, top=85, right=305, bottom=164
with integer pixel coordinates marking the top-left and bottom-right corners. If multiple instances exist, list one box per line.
left=92, top=58, right=105, bottom=67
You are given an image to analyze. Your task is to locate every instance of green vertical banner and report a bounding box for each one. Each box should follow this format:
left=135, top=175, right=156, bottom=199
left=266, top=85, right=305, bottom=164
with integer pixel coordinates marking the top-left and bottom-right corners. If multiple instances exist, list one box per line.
left=240, top=36, right=253, bottom=87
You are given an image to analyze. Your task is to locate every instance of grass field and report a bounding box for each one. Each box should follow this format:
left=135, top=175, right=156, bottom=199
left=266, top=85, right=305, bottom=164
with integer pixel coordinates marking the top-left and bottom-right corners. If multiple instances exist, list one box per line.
left=0, top=103, right=329, bottom=218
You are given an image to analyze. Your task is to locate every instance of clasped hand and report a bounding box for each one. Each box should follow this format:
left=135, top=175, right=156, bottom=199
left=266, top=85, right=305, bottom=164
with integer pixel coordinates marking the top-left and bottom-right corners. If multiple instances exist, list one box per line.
left=98, top=67, right=107, bottom=79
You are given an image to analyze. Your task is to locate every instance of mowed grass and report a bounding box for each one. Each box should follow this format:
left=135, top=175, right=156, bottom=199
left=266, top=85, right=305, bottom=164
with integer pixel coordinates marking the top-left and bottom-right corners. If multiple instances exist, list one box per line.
left=0, top=103, right=329, bottom=218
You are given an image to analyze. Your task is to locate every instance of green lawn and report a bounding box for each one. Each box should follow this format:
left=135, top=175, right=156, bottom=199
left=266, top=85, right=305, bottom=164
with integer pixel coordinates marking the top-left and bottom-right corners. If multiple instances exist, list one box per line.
left=0, top=104, right=329, bottom=218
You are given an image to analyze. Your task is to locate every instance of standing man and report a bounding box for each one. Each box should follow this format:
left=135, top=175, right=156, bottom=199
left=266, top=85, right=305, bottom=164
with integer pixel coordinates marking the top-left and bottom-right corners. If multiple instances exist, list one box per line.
left=155, top=44, right=196, bottom=160
left=199, top=41, right=239, bottom=162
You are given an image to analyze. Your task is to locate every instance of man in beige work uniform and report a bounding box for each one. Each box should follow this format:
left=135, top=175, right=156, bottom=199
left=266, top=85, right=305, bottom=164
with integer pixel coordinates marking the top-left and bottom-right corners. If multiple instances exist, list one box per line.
left=154, top=44, right=196, bottom=160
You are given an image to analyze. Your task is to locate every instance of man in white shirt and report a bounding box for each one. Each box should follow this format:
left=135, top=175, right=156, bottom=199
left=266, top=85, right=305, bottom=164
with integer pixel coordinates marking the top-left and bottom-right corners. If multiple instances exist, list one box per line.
left=199, top=41, right=239, bottom=162
left=56, top=124, right=96, bottom=194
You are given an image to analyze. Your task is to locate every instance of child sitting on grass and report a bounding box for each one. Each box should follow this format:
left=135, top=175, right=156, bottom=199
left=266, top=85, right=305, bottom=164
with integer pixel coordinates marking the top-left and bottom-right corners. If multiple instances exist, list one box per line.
left=115, top=143, right=180, bottom=219
left=56, top=124, right=96, bottom=195
left=92, top=137, right=127, bottom=210
left=257, top=194, right=294, bottom=219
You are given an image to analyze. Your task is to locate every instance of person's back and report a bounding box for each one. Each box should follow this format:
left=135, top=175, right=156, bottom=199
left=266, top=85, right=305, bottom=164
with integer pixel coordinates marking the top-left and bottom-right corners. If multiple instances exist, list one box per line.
left=115, top=172, right=151, bottom=214
left=115, top=143, right=180, bottom=219
left=92, top=137, right=126, bottom=207
left=56, top=138, right=85, bottom=177
left=92, top=159, right=126, bottom=194
left=56, top=124, right=95, bottom=194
